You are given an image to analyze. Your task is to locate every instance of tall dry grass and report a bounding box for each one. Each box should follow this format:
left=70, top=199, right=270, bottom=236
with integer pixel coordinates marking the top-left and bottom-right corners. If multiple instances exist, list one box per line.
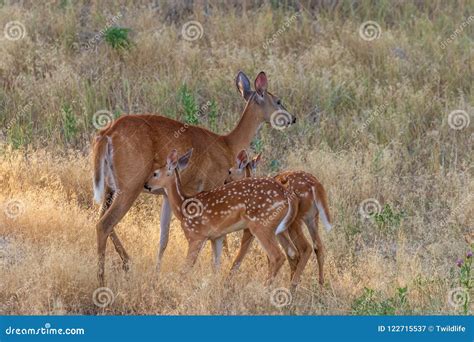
left=0, top=0, right=473, bottom=314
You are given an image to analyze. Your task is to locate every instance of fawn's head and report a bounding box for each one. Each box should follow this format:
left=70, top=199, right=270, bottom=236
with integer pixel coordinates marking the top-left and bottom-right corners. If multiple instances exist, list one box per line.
left=224, top=149, right=262, bottom=184
left=145, top=149, right=193, bottom=191
left=236, top=71, right=296, bottom=128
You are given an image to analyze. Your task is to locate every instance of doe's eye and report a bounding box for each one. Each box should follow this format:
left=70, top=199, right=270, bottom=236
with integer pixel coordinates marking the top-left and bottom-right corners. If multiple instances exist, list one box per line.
left=276, top=99, right=282, bottom=105
left=228, top=170, right=231, bottom=175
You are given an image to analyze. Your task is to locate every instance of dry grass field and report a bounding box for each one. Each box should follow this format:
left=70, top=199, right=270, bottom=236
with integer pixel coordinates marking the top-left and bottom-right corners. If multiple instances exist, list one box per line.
left=0, top=1, right=473, bottom=315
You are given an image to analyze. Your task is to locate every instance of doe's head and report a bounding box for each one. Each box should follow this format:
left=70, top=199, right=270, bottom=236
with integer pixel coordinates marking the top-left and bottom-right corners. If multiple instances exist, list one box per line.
left=236, top=71, right=297, bottom=129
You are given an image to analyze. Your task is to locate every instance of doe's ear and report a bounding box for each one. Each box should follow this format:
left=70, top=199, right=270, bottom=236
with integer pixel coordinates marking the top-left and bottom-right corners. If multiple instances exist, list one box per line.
left=236, top=149, right=249, bottom=169
left=254, top=71, right=268, bottom=95
left=167, top=149, right=179, bottom=170
left=235, top=71, right=252, bottom=101
left=178, top=148, right=193, bottom=170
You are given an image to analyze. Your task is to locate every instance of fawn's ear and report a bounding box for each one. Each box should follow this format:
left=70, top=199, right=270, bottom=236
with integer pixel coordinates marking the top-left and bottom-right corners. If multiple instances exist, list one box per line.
left=167, top=149, right=179, bottom=170
left=178, top=148, right=193, bottom=170
left=236, top=149, right=249, bottom=169
left=235, top=71, right=252, bottom=101
left=249, top=153, right=262, bottom=172
left=254, top=71, right=268, bottom=95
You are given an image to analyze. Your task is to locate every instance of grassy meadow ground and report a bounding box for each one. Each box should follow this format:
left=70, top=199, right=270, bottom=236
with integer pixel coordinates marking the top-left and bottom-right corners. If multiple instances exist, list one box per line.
left=0, top=1, right=473, bottom=315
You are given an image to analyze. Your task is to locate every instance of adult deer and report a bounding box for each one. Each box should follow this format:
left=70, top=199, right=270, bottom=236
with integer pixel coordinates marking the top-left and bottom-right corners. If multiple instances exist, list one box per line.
left=144, top=149, right=299, bottom=285
left=92, top=71, right=296, bottom=285
left=225, top=150, right=332, bottom=284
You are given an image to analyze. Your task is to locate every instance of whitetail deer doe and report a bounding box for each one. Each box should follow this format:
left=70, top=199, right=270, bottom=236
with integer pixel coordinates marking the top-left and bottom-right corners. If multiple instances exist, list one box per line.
left=225, top=150, right=332, bottom=284
left=92, top=71, right=296, bottom=285
left=144, top=149, right=300, bottom=285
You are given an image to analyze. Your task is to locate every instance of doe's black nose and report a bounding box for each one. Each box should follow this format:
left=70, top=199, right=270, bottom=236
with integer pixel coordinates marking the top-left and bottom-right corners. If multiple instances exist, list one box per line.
left=144, top=184, right=152, bottom=191
left=292, top=117, right=297, bottom=124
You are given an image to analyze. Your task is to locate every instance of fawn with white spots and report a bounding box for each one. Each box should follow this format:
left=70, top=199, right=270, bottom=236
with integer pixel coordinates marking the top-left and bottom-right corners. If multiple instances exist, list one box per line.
left=145, top=149, right=300, bottom=285
left=225, top=150, right=332, bottom=284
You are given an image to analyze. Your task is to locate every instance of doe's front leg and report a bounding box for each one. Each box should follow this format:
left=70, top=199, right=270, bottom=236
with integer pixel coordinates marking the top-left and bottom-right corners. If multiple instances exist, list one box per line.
left=211, top=237, right=225, bottom=272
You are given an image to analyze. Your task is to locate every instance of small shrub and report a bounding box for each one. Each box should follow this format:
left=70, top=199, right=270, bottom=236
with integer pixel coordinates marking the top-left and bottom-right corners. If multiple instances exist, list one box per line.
left=251, top=137, right=263, bottom=153
left=269, top=159, right=281, bottom=173
left=372, top=204, right=405, bottom=231
left=8, top=123, right=32, bottom=149
left=104, top=27, right=132, bottom=50
left=61, top=103, right=78, bottom=144
left=351, top=286, right=409, bottom=315
left=177, top=84, right=199, bottom=125
left=208, top=100, right=218, bottom=131
left=454, top=247, right=473, bottom=314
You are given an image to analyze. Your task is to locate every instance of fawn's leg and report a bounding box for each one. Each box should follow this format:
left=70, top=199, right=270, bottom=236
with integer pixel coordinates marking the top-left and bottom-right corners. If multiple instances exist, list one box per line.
left=248, top=223, right=285, bottom=286
left=229, top=229, right=255, bottom=273
left=305, top=213, right=325, bottom=285
left=276, top=230, right=299, bottom=279
left=183, top=238, right=207, bottom=272
left=288, top=220, right=312, bottom=287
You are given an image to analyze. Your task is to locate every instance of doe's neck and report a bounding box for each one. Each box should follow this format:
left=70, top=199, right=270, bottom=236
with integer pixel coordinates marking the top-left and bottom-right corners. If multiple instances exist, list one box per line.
left=225, top=98, right=265, bottom=156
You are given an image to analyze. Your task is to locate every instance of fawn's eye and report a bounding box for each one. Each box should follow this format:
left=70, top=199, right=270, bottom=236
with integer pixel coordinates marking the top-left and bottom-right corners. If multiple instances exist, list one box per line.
left=228, top=170, right=231, bottom=175
left=153, top=172, right=157, bottom=177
